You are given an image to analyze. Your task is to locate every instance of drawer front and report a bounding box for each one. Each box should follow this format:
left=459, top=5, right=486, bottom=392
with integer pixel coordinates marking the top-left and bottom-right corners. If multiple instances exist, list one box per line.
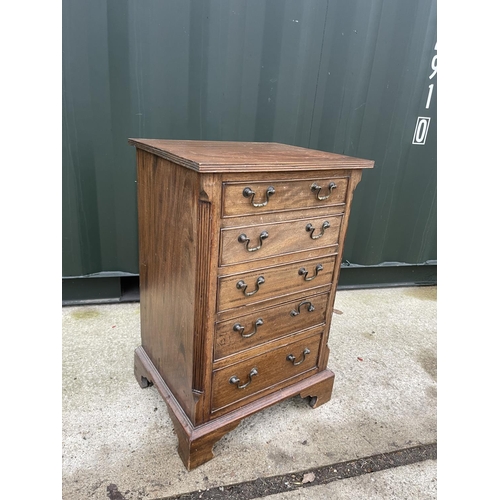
left=223, top=177, right=348, bottom=217
left=218, top=255, right=336, bottom=312
left=214, top=292, right=328, bottom=360
left=220, top=215, right=342, bottom=266
left=211, top=331, right=322, bottom=411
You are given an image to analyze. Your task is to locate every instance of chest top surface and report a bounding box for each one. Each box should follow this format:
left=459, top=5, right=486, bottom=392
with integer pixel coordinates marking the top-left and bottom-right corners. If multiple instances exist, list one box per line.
left=128, top=139, right=374, bottom=173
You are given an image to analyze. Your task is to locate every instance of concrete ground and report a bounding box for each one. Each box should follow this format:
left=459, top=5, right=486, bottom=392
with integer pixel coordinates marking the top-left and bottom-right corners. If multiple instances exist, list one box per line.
left=62, top=286, right=437, bottom=499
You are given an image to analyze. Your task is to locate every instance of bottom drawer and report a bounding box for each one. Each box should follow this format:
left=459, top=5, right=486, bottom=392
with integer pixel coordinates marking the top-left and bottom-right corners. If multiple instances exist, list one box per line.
left=211, top=331, right=322, bottom=412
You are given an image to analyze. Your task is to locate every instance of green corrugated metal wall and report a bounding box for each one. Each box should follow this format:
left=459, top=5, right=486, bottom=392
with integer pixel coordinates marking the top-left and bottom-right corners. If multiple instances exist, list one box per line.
left=62, top=0, right=436, bottom=295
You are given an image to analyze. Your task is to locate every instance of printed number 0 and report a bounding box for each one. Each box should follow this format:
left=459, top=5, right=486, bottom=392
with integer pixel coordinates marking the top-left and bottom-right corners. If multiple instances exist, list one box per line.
left=415, top=120, right=428, bottom=143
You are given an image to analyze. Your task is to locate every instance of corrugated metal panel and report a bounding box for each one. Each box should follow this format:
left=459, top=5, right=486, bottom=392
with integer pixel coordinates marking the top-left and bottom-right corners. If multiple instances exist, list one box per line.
left=62, top=0, right=436, bottom=277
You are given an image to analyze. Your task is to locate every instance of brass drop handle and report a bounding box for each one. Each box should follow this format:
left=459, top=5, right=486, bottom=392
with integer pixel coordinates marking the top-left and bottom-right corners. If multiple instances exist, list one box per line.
left=233, top=318, right=264, bottom=338
left=236, top=276, right=265, bottom=296
left=242, top=186, right=275, bottom=207
left=305, top=221, right=330, bottom=239
left=238, top=231, right=269, bottom=252
left=298, top=264, right=323, bottom=281
left=287, top=348, right=311, bottom=366
left=290, top=301, right=315, bottom=317
left=229, top=368, right=258, bottom=389
left=311, top=182, right=337, bottom=200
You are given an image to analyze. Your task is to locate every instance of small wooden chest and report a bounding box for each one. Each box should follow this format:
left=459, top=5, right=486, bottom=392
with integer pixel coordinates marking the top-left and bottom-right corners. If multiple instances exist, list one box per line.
left=129, top=139, right=374, bottom=470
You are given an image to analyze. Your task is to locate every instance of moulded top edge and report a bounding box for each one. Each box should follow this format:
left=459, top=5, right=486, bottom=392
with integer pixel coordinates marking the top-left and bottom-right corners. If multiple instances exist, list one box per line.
left=128, top=138, right=375, bottom=172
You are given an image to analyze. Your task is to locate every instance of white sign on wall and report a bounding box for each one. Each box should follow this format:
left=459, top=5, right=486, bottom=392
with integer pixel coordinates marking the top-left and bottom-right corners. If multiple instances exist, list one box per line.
left=412, top=117, right=431, bottom=145
left=412, top=42, right=436, bottom=146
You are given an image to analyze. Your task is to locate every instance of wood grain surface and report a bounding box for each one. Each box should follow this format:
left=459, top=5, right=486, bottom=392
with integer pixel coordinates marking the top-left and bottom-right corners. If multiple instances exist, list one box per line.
left=219, top=214, right=342, bottom=266
left=211, top=331, right=322, bottom=411
left=222, top=177, right=348, bottom=216
left=214, top=292, right=329, bottom=361
left=129, top=139, right=375, bottom=172
left=217, top=255, right=336, bottom=312
left=136, top=151, right=199, bottom=421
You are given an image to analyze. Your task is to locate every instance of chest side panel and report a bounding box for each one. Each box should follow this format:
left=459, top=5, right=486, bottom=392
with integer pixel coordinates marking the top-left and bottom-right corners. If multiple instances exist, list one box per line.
left=136, top=151, right=199, bottom=420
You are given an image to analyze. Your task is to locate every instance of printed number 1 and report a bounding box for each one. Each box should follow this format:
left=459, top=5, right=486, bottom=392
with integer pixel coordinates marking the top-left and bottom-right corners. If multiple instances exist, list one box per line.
left=425, top=84, right=434, bottom=109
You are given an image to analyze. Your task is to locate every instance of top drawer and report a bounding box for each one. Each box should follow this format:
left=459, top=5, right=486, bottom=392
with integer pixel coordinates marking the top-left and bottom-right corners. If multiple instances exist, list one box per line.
left=222, top=177, right=348, bottom=217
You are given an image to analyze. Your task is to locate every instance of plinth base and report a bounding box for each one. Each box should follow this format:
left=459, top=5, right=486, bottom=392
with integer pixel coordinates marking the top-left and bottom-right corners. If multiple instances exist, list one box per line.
left=134, top=346, right=334, bottom=470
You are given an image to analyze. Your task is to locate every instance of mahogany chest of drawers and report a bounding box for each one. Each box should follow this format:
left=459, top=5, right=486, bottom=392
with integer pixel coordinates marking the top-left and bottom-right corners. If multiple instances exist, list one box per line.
left=129, top=139, right=374, bottom=470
